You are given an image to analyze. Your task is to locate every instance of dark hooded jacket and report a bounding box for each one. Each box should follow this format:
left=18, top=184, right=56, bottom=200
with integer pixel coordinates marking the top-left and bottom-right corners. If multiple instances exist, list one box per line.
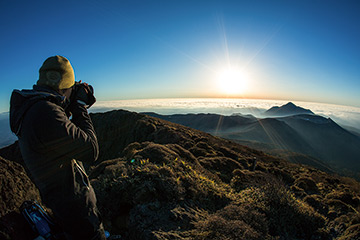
left=9, top=85, right=99, bottom=204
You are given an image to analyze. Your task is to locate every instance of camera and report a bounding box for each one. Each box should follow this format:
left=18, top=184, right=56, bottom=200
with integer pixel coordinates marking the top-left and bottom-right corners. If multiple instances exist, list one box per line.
left=71, top=81, right=96, bottom=108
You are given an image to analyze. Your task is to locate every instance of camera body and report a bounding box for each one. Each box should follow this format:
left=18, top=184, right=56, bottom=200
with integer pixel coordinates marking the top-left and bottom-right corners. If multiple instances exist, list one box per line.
left=71, top=81, right=96, bottom=108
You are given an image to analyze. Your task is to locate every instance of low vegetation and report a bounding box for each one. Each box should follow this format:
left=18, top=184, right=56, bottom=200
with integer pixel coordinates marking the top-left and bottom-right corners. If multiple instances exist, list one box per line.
left=1, top=110, right=359, bottom=239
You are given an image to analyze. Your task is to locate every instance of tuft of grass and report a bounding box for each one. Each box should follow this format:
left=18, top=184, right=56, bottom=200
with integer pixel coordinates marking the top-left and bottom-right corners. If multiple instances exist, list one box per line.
left=338, top=223, right=360, bottom=240
left=295, top=177, right=319, bottom=194
left=236, top=183, right=326, bottom=239
left=191, top=204, right=268, bottom=240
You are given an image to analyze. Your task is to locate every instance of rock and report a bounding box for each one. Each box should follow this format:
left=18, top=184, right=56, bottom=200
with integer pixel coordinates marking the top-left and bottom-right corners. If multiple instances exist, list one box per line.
left=0, top=156, right=41, bottom=240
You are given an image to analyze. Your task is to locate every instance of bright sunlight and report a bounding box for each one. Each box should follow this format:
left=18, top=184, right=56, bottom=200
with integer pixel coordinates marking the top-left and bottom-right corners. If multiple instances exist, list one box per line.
left=216, top=67, right=248, bottom=95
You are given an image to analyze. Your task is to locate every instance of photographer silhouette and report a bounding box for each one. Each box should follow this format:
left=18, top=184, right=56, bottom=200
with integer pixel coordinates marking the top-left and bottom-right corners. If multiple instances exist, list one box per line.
left=10, top=55, right=106, bottom=240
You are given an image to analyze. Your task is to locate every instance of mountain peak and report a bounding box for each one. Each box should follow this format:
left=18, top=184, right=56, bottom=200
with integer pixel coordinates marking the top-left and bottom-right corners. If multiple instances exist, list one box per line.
left=265, top=102, right=314, bottom=117
left=284, top=102, right=296, bottom=107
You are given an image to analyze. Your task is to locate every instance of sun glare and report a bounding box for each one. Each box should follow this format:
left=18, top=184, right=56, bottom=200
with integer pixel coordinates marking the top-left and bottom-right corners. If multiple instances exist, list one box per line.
left=216, top=68, right=247, bottom=95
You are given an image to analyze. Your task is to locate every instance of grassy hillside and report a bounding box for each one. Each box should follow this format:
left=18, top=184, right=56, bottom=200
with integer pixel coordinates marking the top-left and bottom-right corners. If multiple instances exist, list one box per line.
left=1, top=110, right=359, bottom=239
left=144, top=112, right=360, bottom=180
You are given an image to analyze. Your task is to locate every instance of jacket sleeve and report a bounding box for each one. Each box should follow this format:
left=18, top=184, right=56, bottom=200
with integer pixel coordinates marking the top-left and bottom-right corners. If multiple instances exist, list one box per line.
left=31, top=101, right=99, bottom=163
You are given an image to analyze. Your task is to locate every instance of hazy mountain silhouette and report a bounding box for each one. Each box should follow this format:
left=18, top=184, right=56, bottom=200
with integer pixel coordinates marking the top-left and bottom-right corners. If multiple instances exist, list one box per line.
left=265, top=102, right=314, bottom=116
left=278, top=114, right=360, bottom=171
left=145, top=105, right=360, bottom=178
left=344, top=125, right=360, bottom=138
left=1, top=109, right=360, bottom=239
left=0, top=113, right=16, bottom=148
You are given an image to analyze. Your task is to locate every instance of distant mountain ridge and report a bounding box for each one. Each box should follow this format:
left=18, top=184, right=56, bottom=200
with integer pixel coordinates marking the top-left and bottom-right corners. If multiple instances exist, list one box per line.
left=265, top=102, right=314, bottom=116
left=144, top=103, right=360, bottom=178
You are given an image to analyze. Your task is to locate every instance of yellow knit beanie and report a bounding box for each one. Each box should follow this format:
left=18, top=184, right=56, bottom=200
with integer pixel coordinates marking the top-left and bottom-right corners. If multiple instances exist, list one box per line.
left=37, top=55, right=75, bottom=90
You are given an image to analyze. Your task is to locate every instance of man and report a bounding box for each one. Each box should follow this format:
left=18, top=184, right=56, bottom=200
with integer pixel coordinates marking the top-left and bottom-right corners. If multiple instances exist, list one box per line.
left=10, top=55, right=106, bottom=240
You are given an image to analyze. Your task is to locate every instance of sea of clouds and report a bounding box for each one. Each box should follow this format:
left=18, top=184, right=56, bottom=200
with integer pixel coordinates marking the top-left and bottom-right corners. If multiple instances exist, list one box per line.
left=1, top=98, right=360, bottom=148
left=91, top=98, right=360, bottom=130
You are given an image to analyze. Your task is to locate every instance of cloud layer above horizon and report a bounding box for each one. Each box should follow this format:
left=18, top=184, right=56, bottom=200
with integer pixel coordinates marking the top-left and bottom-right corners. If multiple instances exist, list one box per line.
left=91, top=98, right=360, bottom=130
left=1, top=98, right=360, bottom=148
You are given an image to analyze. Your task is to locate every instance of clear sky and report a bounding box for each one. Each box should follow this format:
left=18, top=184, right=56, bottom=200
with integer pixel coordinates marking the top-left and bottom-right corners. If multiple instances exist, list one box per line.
left=1, top=0, right=360, bottom=113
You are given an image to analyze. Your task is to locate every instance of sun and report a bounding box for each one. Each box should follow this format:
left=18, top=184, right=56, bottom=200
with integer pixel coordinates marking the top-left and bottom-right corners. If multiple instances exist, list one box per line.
left=216, top=67, right=247, bottom=95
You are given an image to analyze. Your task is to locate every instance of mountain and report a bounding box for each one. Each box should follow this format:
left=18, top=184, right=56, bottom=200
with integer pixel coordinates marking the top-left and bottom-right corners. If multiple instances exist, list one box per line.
left=0, top=113, right=16, bottom=148
left=265, top=102, right=314, bottom=116
left=278, top=114, right=360, bottom=172
left=342, top=125, right=360, bottom=138
left=145, top=112, right=360, bottom=178
left=145, top=112, right=318, bottom=160
left=143, top=112, right=256, bottom=133
left=1, top=109, right=360, bottom=240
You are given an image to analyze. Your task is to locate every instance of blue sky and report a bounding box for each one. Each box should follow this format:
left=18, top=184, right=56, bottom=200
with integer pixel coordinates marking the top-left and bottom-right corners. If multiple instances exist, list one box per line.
left=1, top=0, right=360, bottom=113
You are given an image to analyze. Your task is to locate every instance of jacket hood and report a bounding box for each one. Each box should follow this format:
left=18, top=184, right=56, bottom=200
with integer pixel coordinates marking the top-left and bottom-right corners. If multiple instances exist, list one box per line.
left=10, top=85, right=67, bottom=136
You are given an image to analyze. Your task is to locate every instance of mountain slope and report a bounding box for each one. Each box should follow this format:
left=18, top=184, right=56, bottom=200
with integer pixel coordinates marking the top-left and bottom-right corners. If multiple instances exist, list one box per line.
left=1, top=109, right=360, bottom=240
left=143, top=112, right=256, bottom=133
left=146, top=112, right=360, bottom=178
left=279, top=114, right=360, bottom=171
left=222, top=117, right=317, bottom=155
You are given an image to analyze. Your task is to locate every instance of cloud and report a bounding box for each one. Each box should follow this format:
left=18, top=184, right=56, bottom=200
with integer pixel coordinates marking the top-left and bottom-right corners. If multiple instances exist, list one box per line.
left=92, top=98, right=360, bottom=129
left=2, top=98, right=359, bottom=148
left=299, top=102, right=360, bottom=129
left=91, top=98, right=283, bottom=115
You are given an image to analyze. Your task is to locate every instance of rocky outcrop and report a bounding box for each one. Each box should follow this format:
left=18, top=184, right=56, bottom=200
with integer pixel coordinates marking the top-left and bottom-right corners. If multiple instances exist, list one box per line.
left=0, top=156, right=41, bottom=240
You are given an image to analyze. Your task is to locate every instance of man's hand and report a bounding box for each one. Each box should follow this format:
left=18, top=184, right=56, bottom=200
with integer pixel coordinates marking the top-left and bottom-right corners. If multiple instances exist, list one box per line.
left=72, top=81, right=96, bottom=109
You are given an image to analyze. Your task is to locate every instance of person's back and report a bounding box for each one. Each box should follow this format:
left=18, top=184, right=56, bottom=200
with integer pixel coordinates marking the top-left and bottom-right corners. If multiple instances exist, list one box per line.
left=10, top=55, right=106, bottom=240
